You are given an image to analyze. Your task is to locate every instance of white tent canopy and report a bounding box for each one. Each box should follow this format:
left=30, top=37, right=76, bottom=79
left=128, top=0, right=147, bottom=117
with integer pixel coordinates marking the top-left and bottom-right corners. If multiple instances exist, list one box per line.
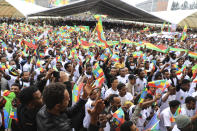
left=152, top=10, right=197, bottom=28
left=0, top=0, right=47, bottom=17
left=28, top=0, right=164, bottom=23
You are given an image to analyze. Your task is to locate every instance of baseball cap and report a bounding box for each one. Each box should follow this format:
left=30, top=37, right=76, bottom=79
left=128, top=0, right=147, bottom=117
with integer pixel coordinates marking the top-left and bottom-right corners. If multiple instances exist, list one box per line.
left=175, top=115, right=191, bottom=129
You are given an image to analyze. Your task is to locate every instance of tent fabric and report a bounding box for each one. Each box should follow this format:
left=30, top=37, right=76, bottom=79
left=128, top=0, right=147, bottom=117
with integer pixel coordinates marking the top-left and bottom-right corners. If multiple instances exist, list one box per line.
left=0, top=0, right=47, bottom=17
left=152, top=10, right=197, bottom=28
left=28, top=0, right=164, bottom=23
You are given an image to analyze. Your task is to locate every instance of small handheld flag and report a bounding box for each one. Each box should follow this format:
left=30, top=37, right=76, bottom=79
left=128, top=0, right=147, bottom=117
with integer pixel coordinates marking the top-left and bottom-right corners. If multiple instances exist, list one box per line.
left=2, top=42, right=7, bottom=50
left=36, top=59, right=41, bottom=68
left=94, top=15, right=109, bottom=48
left=56, top=55, right=62, bottom=62
left=38, top=67, right=44, bottom=72
left=138, top=87, right=148, bottom=103
left=0, top=63, right=6, bottom=71
left=172, top=64, right=179, bottom=71
left=22, top=46, right=29, bottom=57
left=193, top=78, right=197, bottom=83
left=143, top=27, right=149, bottom=32
left=151, top=63, right=156, bottom=72
left=192, top=64, right=197, bottom=79
left=111, top=54, right=119, bottom=62
left=145, top=113, right=160, bottom=130
left=93, top=63, right=104, bottom=78
left=100, top=54, right=108, bottom=61
left=170, top=106, right=181, bottom=122
left=33, top=50, right=37, bottom=56
left=176, top=65, right=186, bottom=75
left=72, top=83, right=84, bottom=103
left=9, top=108, right=17, bottom=121
left=181, top=25, right=187, bottom=41
left=112, top=107, right=125, bottom=128
left=39, top=52, right=45, bottom=58
left=161, top=22, right=166, bottom=32
left=93, top=76, right=105, bottom=87
left=132, top=51, right=145, bottom=59
left=148, top=80, right=170, bottom=92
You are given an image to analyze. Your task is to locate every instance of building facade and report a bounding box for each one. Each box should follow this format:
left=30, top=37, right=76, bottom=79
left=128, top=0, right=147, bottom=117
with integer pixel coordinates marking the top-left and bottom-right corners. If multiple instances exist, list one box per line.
left=136, top=0, right=169, bottom=12
left=136, top=0, right=197, bottom=12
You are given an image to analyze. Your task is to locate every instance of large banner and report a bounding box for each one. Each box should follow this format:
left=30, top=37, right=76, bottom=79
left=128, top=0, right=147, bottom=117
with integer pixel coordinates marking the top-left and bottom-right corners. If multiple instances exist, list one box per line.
left=167, top=0, right=197, bottom=11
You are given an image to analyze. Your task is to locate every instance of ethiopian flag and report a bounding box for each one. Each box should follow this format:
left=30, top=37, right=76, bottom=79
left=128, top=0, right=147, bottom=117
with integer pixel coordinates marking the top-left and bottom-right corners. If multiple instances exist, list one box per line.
left=181, top=25, right=187, bottom=41
left=94, top=15, right=108, bottom=48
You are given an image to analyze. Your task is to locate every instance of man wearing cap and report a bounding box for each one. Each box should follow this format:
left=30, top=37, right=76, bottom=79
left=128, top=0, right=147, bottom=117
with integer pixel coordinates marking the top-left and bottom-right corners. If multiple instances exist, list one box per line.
left=172, top=115, right=193, bottom=131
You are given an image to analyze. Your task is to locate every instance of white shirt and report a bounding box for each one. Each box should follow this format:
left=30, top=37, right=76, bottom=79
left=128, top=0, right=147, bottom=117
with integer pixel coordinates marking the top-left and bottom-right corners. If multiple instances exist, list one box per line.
left=177, top=74, right=190, bottom=80
left=189, top=82, right=196, bottom=95
left=160, top=107, right=176, bottom=131
left=170, top=58, right=178, bottom=64
left=192, top=91, right=197, bottom=98
left=6, top=51, right=13, bottom=61
left=7, top=75, right=17, bottom=88
left=160, top=93, right=176, bottom=112
left=85, top=73, right=92, bottom=79
left=20, top=81, right=30, bottom=88
left=136, top=107, right=151, bottom=131
left=125, top=74, right=130, bottom=80
left=73, top=64, right=80, bottom=82
left=135, top=78, right=147, bottom=94
left=34, top=68, right=41, bottom=81
left=148, top=55, right=154, bottom=61
left=104, top=88, right=119, bottom=99
left=129, top=105, right=136, bottom=120
left=181, top=104, right=195, bottom=117
left=83, top=99, right=94, bottom=128
left=184, top=60, right=192, bottom=67
left=172, top=125, right=180, bottom=131
left=50, top=58, right=57, bottom=68
left=176, top=89, right=191, bottom=104
left=117, top=75, right=128, bottom=84
left=23, top=63, right=32, bottom=72
left=101, top=86, right=107, bottom=99
left=171, top=77, right=178, bottom=87
left=79, top=55, right=85, bottom=62
left=119, top=92, right=133, bottom=105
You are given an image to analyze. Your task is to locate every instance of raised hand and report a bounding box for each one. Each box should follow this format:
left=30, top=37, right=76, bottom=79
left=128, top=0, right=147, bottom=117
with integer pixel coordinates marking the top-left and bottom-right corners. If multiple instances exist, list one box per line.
left=155, top=93, right=162, bottom=101
left=82, top=79, right=95, bottom=100
left=88, top=99, right=105, bottom=125
left=45, top=69, right=54, bottom=80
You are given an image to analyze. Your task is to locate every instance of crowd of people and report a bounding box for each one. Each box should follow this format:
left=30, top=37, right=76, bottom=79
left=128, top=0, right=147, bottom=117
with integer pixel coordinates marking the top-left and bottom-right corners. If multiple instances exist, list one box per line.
left=0, top=17, right=196, bottom=131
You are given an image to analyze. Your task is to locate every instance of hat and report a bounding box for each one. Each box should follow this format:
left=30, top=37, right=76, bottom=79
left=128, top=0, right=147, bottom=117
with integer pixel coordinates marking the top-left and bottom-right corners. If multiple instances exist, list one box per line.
left=175, top=115, right=191, bottom=129
left=124, top=101, right=133, bottom=106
